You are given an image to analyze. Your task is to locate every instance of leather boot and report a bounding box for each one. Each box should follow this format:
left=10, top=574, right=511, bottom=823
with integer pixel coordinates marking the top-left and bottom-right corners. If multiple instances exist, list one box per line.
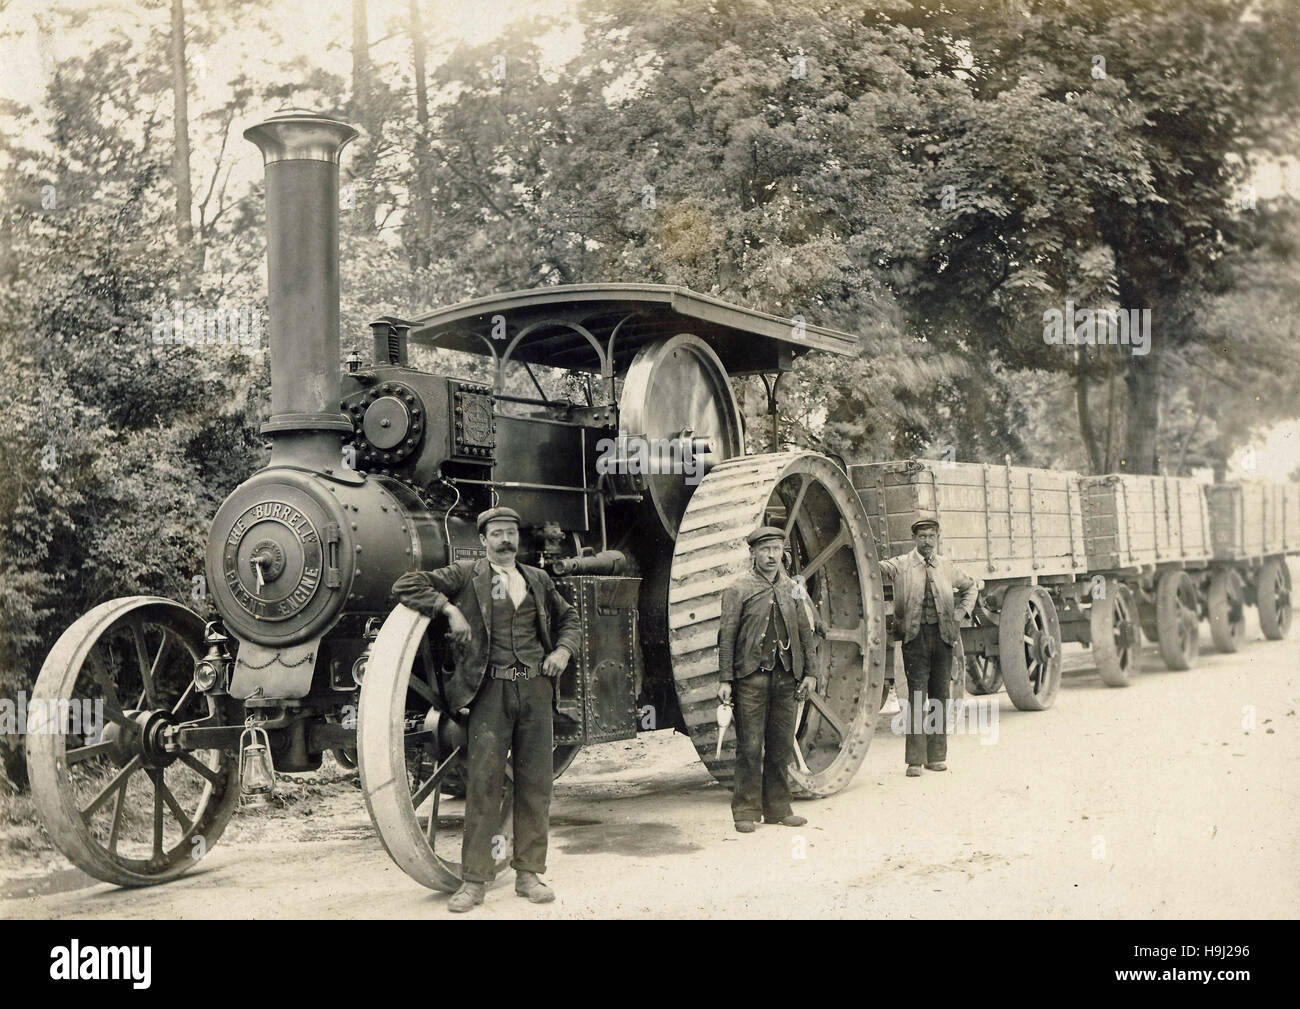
left=448, top=881, right=485, bottom=913
left=515, top=871, right=555, bottom=903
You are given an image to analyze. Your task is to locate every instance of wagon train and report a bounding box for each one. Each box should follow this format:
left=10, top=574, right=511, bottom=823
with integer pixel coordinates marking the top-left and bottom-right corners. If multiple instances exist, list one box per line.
left=23, top=110, right=1297, bottom=892
left=853, top=461, right=1296, bottom=710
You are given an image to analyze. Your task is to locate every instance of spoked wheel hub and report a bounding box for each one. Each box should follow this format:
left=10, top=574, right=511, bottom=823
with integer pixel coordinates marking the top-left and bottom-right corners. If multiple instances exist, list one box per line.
left=131, top=709, right=181, bottom=769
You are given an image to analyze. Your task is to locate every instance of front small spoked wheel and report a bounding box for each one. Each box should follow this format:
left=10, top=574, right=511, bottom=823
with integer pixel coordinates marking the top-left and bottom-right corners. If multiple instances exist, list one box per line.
left=25, top=597, right=240, bottom=887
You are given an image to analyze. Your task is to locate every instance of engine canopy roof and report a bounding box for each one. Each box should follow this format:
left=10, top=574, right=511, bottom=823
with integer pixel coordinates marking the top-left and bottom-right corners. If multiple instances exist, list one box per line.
left=403, top=284, right=859, bottom=377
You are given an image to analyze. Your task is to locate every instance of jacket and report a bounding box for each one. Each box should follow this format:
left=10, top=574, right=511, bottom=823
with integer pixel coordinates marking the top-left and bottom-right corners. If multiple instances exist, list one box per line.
left=391, top=558, right=581, bottom=711
left=877, top=548, right=979, bottom=645
left=716, top=568, right=817, bottom=682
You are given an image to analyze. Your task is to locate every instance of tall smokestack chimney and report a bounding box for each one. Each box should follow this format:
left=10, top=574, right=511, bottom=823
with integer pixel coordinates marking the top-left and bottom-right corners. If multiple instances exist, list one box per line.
left=244, top=109, right=358, bottom=470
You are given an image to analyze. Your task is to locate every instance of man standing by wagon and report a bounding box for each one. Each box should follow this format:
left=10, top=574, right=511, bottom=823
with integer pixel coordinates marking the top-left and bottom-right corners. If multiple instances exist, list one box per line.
left=392, top=506, right=580, bottom=913
left=878, top=512, right=979, bottom=777
left=716, top=526, right=819, bottom=833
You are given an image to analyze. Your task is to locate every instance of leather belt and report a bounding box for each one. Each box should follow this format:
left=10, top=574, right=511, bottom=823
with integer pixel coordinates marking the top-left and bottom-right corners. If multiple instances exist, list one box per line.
left=490, top=664, right=537, bottom=681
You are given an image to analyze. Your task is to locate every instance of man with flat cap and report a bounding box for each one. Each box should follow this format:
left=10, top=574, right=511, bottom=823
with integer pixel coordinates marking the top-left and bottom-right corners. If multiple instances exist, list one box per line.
left=391, top=506, right=580, bottom=913
left=878, top=511, right=978, bottom=776
left=716, top=525, right=819, bottom=833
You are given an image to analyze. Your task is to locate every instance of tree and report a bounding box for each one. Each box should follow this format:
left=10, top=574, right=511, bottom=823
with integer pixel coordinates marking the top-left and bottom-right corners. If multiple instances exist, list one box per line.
left=0, top=11, right=284, bottom=787
left=403, top=0, right=975, bottom=457
left=170, top=0, right=194, bottom=252
left=898, top=0, right=1300, bottom=473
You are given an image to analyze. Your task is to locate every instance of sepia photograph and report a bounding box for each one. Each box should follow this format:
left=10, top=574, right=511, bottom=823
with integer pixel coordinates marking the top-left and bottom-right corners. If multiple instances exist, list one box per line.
left=0, top=0, right=1296, bottom=949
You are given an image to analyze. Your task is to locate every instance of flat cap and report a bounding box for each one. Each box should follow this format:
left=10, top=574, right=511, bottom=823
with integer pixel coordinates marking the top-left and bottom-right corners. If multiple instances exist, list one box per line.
left=746, top=525, right=786, bottom=548
left=477, top=506, right=522, bottom=533
left=911, top=511, right=941, bottom=534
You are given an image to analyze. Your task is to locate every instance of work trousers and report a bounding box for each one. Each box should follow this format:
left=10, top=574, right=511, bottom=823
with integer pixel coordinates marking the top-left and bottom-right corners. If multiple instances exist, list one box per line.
left=461, top=674, right=554, bottom=882
left=900, top=623, right=952, bottom=766
left=731, top=667, right=797, bottom=823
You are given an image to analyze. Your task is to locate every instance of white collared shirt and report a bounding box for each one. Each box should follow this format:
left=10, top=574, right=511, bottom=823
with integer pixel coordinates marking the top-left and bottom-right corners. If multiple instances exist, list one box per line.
left=489, top=561, right=528, bottom=608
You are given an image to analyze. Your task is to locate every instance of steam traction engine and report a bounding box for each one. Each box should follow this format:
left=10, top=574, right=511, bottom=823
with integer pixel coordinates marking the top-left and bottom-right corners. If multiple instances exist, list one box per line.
left=26, top=111, right=886, bottom=890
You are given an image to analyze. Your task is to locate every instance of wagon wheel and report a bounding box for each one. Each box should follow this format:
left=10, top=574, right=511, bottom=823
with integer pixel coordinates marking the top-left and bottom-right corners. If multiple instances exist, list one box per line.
left=1155, top=570, right=1200, bottom=670
left=24, top=597, right=240, bottom=887
left=1091, top=582, right=1141, bottom=687
left=965, top=654, right=1003, bottom=695
left=1256, top=557, right=1293, bottom=641
left=358, top=605, right=520, bottom=892
left=998, top=586, right=1062, bottom=711
left=963, top=603, right=1003, bottom=695
left=668, top=452, right=886, bottom=797
left=1207, top=568, right=1247, bottom=653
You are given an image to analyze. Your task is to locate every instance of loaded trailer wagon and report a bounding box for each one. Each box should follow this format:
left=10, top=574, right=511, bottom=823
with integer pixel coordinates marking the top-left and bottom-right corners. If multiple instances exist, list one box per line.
left=1204, top=480, right=1299, bottom=647
left=849, top=459, right=1088, bottom=711
left=1076, top=474, right=1213, bottom=680
left=849, top=462, right=1298, bottom=710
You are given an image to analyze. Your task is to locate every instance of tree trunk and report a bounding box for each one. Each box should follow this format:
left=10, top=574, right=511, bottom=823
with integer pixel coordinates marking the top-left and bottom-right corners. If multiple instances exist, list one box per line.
left=408, top=0, right=431, bottom=271
left=352, top=0, right=369, bottom=120
left=170, top=0, right=193, bottom=252
left=1102, top=368, right=1118, bottom=473
left=1174, top=372, right=1210, bottom=477
left=1075, top=358, right=1102, bottom=474
left=350, top=0, right=377, bottom=228
left=1121, top=350, right=1160, bottom=474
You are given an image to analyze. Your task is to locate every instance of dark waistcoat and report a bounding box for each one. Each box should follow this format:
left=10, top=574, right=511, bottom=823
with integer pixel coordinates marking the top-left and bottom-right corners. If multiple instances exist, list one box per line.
left=487, top=589, right=545, bottom=669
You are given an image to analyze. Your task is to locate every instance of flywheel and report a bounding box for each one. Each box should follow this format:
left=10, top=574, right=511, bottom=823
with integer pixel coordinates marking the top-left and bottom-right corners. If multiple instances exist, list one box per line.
left=668, top=452, right=886, bottom=797
left=618, top=334, right=745, bottom=536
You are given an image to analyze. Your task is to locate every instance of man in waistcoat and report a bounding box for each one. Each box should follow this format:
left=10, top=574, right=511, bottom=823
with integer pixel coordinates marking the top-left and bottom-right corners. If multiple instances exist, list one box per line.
left=878, top=512, right=978, bottom=777
left=716, top=526, right=819, bottom=833
left=392, top=506, right=580, bottom=913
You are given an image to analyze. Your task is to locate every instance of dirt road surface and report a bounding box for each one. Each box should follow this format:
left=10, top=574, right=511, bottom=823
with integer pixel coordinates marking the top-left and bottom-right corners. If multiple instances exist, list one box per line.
left=3, top=613, right=1297, bottom=920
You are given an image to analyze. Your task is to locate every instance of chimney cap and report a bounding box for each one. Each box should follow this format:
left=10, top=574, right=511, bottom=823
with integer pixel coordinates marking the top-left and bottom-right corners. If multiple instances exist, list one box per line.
left=244, top=110, right=358, bottom=166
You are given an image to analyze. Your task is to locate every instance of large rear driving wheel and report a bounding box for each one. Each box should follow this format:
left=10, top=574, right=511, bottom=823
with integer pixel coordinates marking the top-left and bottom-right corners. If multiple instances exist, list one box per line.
left=667, top=452, right=885, bottom=797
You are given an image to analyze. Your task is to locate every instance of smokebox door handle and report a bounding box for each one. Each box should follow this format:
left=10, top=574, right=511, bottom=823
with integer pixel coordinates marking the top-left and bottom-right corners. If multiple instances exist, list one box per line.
left=325, top=522, right=342, bottom=589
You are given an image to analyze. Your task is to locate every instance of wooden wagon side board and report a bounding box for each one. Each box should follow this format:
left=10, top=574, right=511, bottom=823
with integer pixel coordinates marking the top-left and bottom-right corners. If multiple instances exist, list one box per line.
left=849, top=459, right=1086, bottom=580
left=1078, top=474, right=1212, bottom=570
left=1208, top=480, right=1300, bottom=560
